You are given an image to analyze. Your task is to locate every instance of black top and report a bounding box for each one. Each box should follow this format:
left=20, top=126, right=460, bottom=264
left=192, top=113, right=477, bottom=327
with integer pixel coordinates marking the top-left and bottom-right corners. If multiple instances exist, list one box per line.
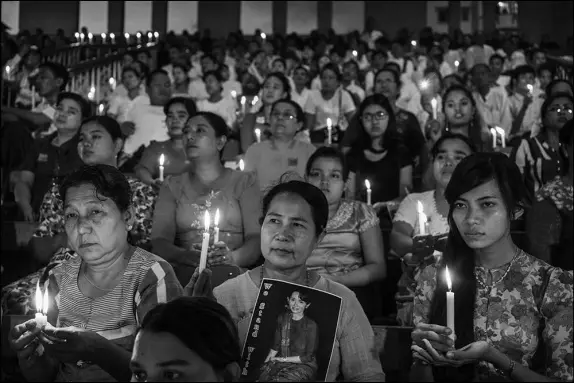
left=20, top=132, right=83, bottom=213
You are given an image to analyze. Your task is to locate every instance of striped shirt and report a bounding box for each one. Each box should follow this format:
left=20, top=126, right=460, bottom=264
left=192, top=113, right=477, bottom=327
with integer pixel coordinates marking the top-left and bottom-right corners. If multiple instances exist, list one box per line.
left=43, top=247, right=183, bottom=382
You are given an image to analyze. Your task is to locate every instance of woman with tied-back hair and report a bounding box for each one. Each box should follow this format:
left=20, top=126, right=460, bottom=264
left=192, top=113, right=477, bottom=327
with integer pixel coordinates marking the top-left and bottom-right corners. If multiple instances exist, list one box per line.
left=410, top=153, right=572, bottom=382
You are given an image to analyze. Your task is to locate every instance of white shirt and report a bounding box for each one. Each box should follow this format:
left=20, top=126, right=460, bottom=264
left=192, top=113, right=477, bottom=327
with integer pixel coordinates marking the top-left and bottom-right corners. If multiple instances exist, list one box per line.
left=291, top=87, right=312, bottom=110
left=508, top=88, right=545, bottom=138
left=124, top=99, right=170, bottom=156
left=396, top=80, right=421, bottom=116
left=196, top=96, right=237, bottom=129
left=304, top=89, right=356, bottom=131
left=222, top=80, right=243, bottom=99
left=189, top=79, right=209, bottom=101
left=345, top=82, right=366, bottom=103
left=473, top=85, right=513, bottom=134
left=108, top=89, right=146, bottom=123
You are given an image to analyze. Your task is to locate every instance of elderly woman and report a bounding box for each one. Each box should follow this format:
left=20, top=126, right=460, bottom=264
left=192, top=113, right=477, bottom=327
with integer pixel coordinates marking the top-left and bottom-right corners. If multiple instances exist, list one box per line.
left=9, top=164, right=182, bottom=382
left=190, top=181, right=385, bottom=381
left=2, top=117, right=157, bottom=316
left=151, top=112, right=262, bottom=288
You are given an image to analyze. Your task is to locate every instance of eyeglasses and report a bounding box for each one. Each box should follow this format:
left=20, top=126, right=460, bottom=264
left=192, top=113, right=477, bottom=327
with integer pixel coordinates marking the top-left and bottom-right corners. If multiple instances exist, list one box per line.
left=270, top=112, right=296, bottom=121
left=361, top=112, right=389, bottom=122
left=548, top=105, right=573, bottom=114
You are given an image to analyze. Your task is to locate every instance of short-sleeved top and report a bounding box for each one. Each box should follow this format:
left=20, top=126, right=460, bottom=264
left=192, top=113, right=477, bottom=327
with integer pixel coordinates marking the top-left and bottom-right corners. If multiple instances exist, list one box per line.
left=151, top=169, right=261, bottom=252
left=214, top=272, right=385, bottom=382
left=20, top=132, right=83, bottom=213
left=473, top=85, right=513, bottom=135
left=196, top=96, right=237, bottom=129
left=124, top=101, right=170, bottom=156
left=413, top=250, right=573, bottom=381
left=307, top=200, right=379, bottom=276
left=136, top=140, right=190, bottom=179
left=347, top=145, right=412, bottom=204
left=34, top=174, right=157, bottom=248
left=244, top=140, right=316, bottom=192
left=45, top=246, right=183, bottom=381
left=303, top=88, right=356, bottom=131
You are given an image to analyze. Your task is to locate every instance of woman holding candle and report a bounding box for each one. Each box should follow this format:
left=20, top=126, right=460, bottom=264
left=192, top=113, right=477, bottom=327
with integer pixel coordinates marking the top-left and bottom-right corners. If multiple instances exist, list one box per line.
left=410, top=153, right=573, bottom=382
left=9, top=164, right=183, bottom=382
left=304, top=147, right=386, bottom=319
left=135, top=97, right=196, bottom=187
left=391, top=133, right=475, bottom=325
left=244, top=99, right=316, bottom=192
left=188, top=180, right=385, bottom=381
left=151, top=112, right=262, bottom=288
left=512, top=93, right=573, bottom=205
left=240, top=72, right=291, bottom=152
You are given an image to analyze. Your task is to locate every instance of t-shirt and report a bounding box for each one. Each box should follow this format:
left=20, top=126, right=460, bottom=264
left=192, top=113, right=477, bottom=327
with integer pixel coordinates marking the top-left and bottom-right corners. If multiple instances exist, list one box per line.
left=20, top=132, right=83, bottom=213
left=473, top=85, right=513, bottom=134
left=304, top=89, right=356, bottom=131
left=196, top=96, right=237, bottom=128
left=136, top=140, right=190, bottom=179
left=291, top=87, right=312, bottom=110
left=189, top=79, right=209, bottom=101
left=124, top=101, right=170, bottom=156
left=244, top=139, right=316, bottom=192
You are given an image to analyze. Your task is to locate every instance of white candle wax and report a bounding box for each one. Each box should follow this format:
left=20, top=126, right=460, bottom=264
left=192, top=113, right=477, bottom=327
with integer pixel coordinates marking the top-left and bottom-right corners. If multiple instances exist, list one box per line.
left=490, top=128, right=497, bottom=149
left=136, top=33, right=142, bottom=44
left=35, top=283, right=48, bottom=329
left=80, top=33, right=85, bottom=44
left=326, top=118, right=332, bottom=145
left=199, top=211, right=210, bottom=272
left=88, top=33, right=93, bottom=44
left=417, top=200, right=427, bottom=235
left=495, top=126, right=506, bottom=148
left=454, top=60, right=460, bottom=72
left=239, top=159, right=245, bottom=171
left=213, top=209, right=220, bottom=244
left=365, top=179, right=372, bottom=205
left=255, top=128, right=261, bottom=143
left=431, top=98, right=438, bottom=120
left=31, top=86, right=36, bottom=109
left=110, top=33, right=116, bottom=44
left=98, top=104, right=104, bottom=116
left=101, top=33, right=106, bottom=43
left=158, top=154, right=165, bottom=181
left=445, top=266, right=455, bottom=341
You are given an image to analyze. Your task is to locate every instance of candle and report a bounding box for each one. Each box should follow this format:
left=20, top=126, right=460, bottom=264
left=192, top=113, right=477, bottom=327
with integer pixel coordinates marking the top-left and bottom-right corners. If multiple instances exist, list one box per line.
left=526, top=84, right=533, bottom=95
left=5, top=65, right=11, bottom=79
left=75, top=32, right=80, bottom=43
left=154, top=31, right=159, bottom=42
left=88, top=85, right=95, bottom=101
left=254, top=128, right=261, bottom=143
left=365, top=179, right=372, bottom=205
left=490, top=127, right=497, bottom=149
left=240, top=96, right=246, bottom=114
left=199, top=211, right=211, bottom=272
left=109, top=77, right=116, bottom=91
left=110, top=33, right=116, bottom=44
left=35, top=282, right=48, bottom=329
left=124, top=32, right=130, bottom=43
left=326, top=118, right=333, bottom=145
left=80, top=33, right=85, bottom=44
left=352, top=50, right=358, bottom=59
left=97, top=103, right=104, bottom=116
left=158, top=154, right=165, bottom=181
left=445, top=266, right=455, bottom=342
left=31, top=86, right=36, bottom=109
left=213, top=209, right=220, bottom=244
left=430, top=98, right=438, bottom=120
left=252, top=95, right=259, bottom=106
left=147, top=32, right=152, bottom=42
left=454, top=60, right=460, bottom=72
left=417, top=200, right=427, bottom=235
left=261, top=32, right=267, bottom=41
left=411, top=40, right=417, bottom=47
left=136, top=32, right=142, bottom=44
left=239, top=159, right=245, bottom=171
left=230, top=90, right=237, bottom=101
left=88, top=33, right=93, bottom=44
left=101, top=33, right=106, bottom=43
left=495, top=126, right=506, bottom=148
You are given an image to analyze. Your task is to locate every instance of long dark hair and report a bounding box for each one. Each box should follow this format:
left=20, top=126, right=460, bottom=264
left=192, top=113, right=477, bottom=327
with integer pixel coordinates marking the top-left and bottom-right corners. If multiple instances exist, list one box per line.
left=355, top=94, right=400, bottom=152
left=442, top=85, right=486, bottom=152
left=429, top=153, right=526, bottom=381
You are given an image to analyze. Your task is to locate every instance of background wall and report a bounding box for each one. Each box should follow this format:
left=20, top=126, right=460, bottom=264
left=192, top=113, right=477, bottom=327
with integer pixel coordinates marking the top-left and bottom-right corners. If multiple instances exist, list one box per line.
left=1, top=1, right=572, bottom=48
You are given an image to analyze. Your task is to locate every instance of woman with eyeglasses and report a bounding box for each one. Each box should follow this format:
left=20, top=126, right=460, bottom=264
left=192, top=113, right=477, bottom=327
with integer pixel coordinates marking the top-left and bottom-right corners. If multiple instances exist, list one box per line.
left=512, top=92, right=574, bottom=204
left=244, top=99, right=316, bottom=192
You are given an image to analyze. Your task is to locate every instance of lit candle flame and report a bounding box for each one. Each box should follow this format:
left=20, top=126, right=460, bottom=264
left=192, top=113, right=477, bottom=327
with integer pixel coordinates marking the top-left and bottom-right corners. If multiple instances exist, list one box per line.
left=124, top=32, right=130, bottom=39
left=445, top=266, right=452, bottom=291
left=75, top=32, right=80, bottom=39
left=147, top=32, right=152, bottom=39
left=352, top=50, right=358, bottom=57
left=80, top=33, right=85, bottom=39
left=254, top=128, right=261, bottom=137
left=159, top=153, right=165, bottom=166
left=430, top=98, right=437, bottom=109
left=204, top=210, right=210, bottom=232
left=526, top=84, right=533, bottom=93
left=454, top=60, right=460, bottom=67
left=98, top=104, right=104, bottom=114
left=154, top=32, right=159, bottom=38
left=101, top=33, right=106, bottom=39
left=109, top=77, right=116, bottom=86
left=365, top=179, right=371, bottom=190
left=252, top=96, right=259, bottom=106
left=240, top=96, right=246, bottom=106
left=5, top=66, right=10, bottom=75
left=214, top=209, right=220, bottom=227
left=239, top=159, right=245, bottom=171
left=88, top=33, right=93, bottom=39
left=411, top=40, right=417, bottom=47
left=42, top=288, right=49, bottom=315
left=231, top=90, right=237, bottom=99
left=420, top=79, right=430, bottom=90
left=136, top=32, right=142, bottom=38
left=261, top=32, right=266, bottom=40
left=110, top=33, right=115, bottom=39
left=35, top=282, right=42, bottom=312
left=326, top=118, right=332, bottom=128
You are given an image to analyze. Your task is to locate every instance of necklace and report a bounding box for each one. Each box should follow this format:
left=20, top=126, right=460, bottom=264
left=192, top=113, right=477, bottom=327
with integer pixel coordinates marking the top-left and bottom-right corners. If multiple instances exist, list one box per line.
left=475, top=247, right=521, bottom=290
left=259, top=265, right=311, bottom=287
left=82, top=267, right=115, bottom=291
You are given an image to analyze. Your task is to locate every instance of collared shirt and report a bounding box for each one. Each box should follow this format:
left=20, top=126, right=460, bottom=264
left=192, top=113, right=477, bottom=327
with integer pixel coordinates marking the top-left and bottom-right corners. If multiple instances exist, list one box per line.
left=244, top=139, right=316, bottom=191
left=20, top=132, right=83, bottom=213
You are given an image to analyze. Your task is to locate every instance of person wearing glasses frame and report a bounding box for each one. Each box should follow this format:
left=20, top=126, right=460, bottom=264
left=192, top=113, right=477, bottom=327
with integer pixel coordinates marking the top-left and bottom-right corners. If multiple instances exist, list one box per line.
left=244, top=99, right=316, bottom=192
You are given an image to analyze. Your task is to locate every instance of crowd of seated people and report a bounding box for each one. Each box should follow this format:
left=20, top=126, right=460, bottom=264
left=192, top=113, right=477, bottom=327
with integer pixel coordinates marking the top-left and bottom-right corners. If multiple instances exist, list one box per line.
left=1, top=22, right=573, bottom=382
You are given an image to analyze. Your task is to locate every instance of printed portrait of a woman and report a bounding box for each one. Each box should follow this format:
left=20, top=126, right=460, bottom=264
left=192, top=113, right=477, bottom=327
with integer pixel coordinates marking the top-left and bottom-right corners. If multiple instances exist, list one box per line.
left=258, top=290, right=319, bottom=382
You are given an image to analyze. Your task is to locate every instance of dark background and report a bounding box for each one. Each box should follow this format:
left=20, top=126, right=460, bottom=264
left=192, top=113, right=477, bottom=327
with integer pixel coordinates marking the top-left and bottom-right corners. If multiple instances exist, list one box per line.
left=240, top=278, right=342, bottom=382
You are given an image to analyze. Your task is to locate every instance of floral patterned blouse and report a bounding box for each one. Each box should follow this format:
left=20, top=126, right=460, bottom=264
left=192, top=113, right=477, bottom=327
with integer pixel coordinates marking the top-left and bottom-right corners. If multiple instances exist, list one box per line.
left=413, top=250, right=573, bottom=381
left=34, top=174, right=157, bottom=248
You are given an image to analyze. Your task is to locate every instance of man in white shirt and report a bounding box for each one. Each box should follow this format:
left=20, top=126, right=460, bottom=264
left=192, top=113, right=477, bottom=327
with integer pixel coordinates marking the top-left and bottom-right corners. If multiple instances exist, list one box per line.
left=471, top=64, right=513, bottom=134
left=342, top=61, right=365, bottom=104
left=121, top=70, right=172, bottom=160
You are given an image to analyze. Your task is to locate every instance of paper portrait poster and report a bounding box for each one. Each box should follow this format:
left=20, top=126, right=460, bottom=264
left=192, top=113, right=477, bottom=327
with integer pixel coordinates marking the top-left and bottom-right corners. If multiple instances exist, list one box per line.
left=240, top=278, right=342, bottom=382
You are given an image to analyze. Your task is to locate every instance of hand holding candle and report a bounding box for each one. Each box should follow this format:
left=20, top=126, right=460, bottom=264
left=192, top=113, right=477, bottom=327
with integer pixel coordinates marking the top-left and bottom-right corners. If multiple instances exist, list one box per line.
left=213, top=209, right=220, bottom=244
left=199, top=211, right=211, bottom=272
left=158, top=154, right=165, bottom=181
left=365, top=179, right=372, bottom=205
left=445, top=266, right=455, bottom=342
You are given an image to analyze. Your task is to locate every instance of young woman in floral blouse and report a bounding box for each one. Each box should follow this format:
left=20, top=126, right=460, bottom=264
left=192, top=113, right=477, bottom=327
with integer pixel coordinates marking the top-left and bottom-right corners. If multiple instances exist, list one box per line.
left=410, top=153, right=573, bottom=382
left=526, top=119, right=573, bottom=270
left=1, top=116, right=157, bottom=316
